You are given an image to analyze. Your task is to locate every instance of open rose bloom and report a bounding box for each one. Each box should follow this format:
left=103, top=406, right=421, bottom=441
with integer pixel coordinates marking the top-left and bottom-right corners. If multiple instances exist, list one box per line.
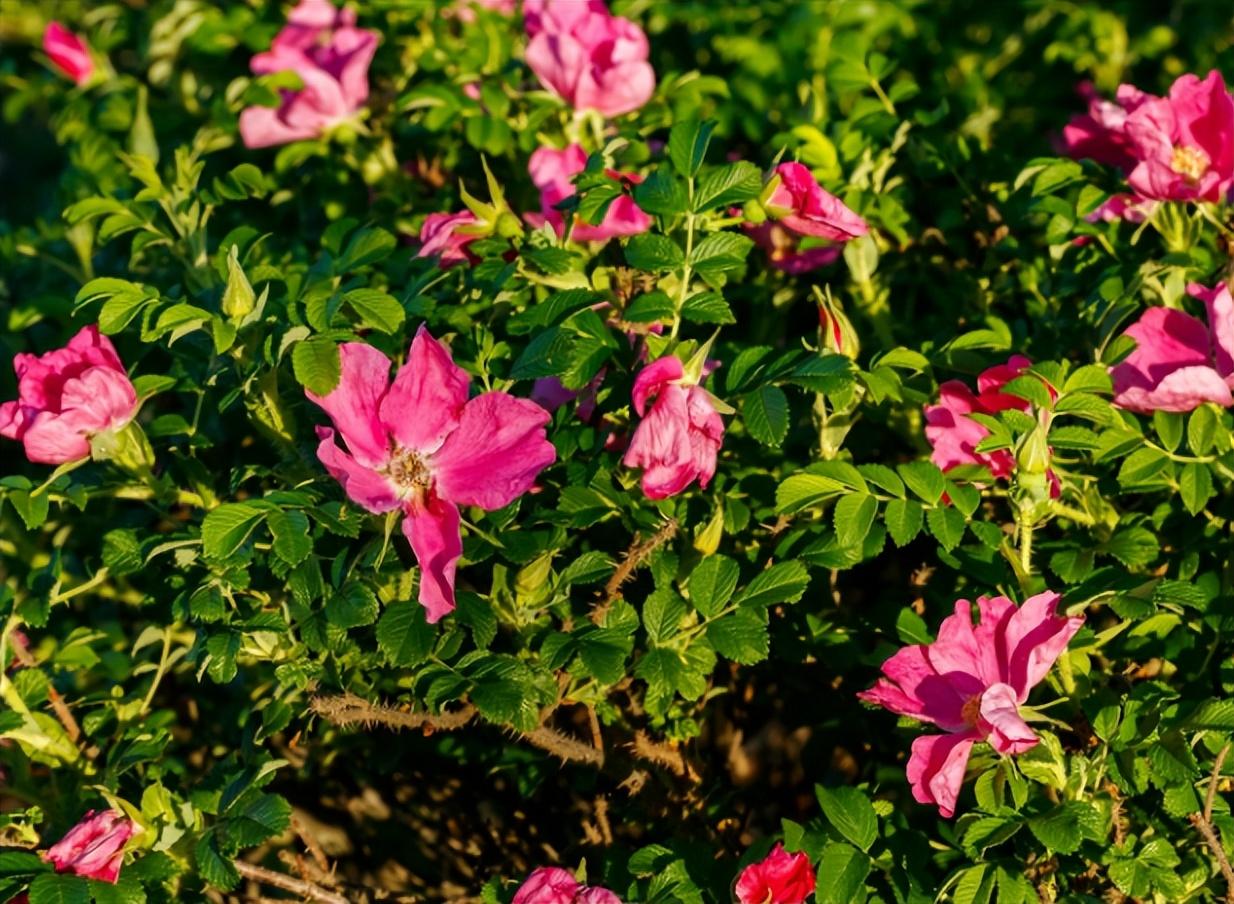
left=528, top=144, right=651, bottom=241
left=734, top=843, right=815, bottom=904
left=43, top=22, right=94, bottom=85
left=859, top=592, right=1083, bottom=817
left=1110, top=282, right=1234, bottom=413
left=512, top=866, right=621, bottom=904
left=1061, top=70, right=1234, bottom=203
left=417, top=211, right=483, bottom=268
left=623, top=356, right=724, bottom=499
left=763, top=162, right=868, bottom=242
left=43, top=810, right=136, bottom=883
left=924, top=355, right=1036, bottom=480
left=239, top=0, right=378, bottom=148
left=524, top=0, right=655, bottom=118
left=0, top=325, right=138, bottom=465
left=306, top=327, right=555, bottom=622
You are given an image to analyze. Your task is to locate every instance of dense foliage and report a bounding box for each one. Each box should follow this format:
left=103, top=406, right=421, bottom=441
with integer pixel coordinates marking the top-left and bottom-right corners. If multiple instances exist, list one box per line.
left=3, top=1, right=1234, bottom=902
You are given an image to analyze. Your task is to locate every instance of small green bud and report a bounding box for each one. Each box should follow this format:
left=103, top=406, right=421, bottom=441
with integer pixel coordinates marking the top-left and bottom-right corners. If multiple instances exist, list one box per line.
left=693, top=506, right=724, bottom=556
left=222, top=245, right=256, bottom=320
left=741, top=199, right=768, bottom=224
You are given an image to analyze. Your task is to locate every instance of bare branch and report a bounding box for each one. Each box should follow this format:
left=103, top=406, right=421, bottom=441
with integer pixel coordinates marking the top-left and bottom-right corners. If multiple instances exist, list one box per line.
left=234, top=859, right=350, bottom=904
left=1191, top=742, right=1234, bottom=903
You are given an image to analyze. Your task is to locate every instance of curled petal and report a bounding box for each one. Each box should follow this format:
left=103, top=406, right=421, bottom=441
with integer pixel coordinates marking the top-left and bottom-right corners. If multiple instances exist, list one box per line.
left=402, top=494, right=462, bottom=623
left=979, top=682, right=1039, bottom=755
left=305, top=342, right=393, bottom=469
left=906, top=732, right=979, bottom=818
left=313, top=427, right=400, bottom=514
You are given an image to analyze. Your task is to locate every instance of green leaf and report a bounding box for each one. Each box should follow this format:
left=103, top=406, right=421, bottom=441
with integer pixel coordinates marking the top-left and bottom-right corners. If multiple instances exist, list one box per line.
left=897, top=461, right=945, bottom=504
left=86, top=877, right=146, bottom=904
left=1179, top=462, right=1214, bottom=515
left=27, top=874, right=89, bottom=904
left=326, top=582, right=380, bottom=629
left=633, top=168, right=688, bottom=216
left=815, top=842, right=870, bottom=904
left=680, top=291, right=735, bottom=324
left=1188, top=405, right=1218, bottom=455
left=623, top=291, right=676, bottom=323
left=817, top=785, right=878, bottom=851
left=1026, top=801, right=1104, bottom=853
left=833, top=494, right=877, bottom=549
left=643, top=588, right=687, bottom=644
left=195, top=833, right=240, bottom=890
left=883, top=498, right=923, bottom=547
left=691, top=231, right=754, bottom=276
left=376, top=601, right=436, bottom=666
left=201, top=503, right=267, bottom=560
left=338, top=227, right=396, bottom=271
left=625, top=234, right=684, bottom=271
left=221, top=792, right=292, bottom=849
left=344, top=288, right=405, bottom=334
left=926, top=506, right=965, bottom=551
left=267, top=510, right=312, bottom=566
left=1104, top=526, right=1158, bottom=567
left=693, top=161, right=763, bottom=211
left=205, top=633, right=240, bottom=684
left=669, top=118, right=716, bottom=178
left=292, top=336, right=341, bottom=396
left=689, top=555, right=740, bottom=617
left=737, top=561, right=810, bottom=607
left=742, top=384, right=789, bottom=446
left=706, top=610, right=769, bottom=664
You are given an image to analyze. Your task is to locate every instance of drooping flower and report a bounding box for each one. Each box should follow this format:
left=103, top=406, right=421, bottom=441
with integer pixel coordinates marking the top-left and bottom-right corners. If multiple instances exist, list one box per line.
left=512, top=866, right=621, bottom=904
left=762, top=162, right=869, bottom=242
left=744, top=221, right=843, bottom=274
left=417, top=211, right=483, bottom=268
left=42, top=810, right=136, bottom=883
left=734, top=843, right=815, bottom=904
left=1059, top=81, right=1148, bottom=170
left=306, top=328, right=555, bottom=621
left=1123, top=71, right=1234, bottom=202
left=0, top=325, right=138, bottom=465
left=924, top=355, right=1036, bottom=481
left=43, top=22, right=94, bottom=85
left=623, top=356, right=724, bottom=499
left=239, top=0, right=378, bottom=149
left=524, top=0, right=656, bottom=118
left=1110, top=282, right=1234, bottom=413
left=859, top=592, right=1083, bottom=817
left=528, top=144, right=652, bottom=242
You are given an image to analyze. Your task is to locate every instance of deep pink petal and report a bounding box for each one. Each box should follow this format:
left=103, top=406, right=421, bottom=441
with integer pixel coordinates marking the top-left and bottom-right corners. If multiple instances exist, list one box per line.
left=402, top=494, right=462, bottom=623
left=313, top=427, right=401, bottom=514
left=380, top=327, right=470, bottom=455
left=59, top=366, right=137, bottom=434
left=999, top=590, right=1084, bottom=698
left=1190, top=281, right=1234, bottom=380
left=906, top=732, right=979, bottom=818
left=305, top=342, right=393, bottom=469
left=631, top=356, right=684, bottom=416
left=512, top=866, right=580, bottom=904
left=20, top=412, right=91, bottom=464
left=979, top=682, right=1039, bottom=755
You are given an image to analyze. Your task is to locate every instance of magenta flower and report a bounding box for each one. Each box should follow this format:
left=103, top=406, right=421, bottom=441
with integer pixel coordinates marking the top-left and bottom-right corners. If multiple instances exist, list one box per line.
left=417, top=211, right=483, bottom=268
left=859, top=592, right=1083, bottom=817
left=623, top=356, right=724, bottom=499
left=744, top=221, right=842, bottom=274
left=1059, top=81, right=1148, bottom=170
left=512, top=866, right=620, bottom=904
left=764, top=162, right=868, bottom=242
left=734, top=843, right=815, bottom=904
left=524, top=0, right=656, bottom=118
left=1110, top=282, right=1234, bottom=413
left=0, top=325, right=137, bottom=465
left=306, top=328, right=555, bottom=622
left=43, top=22, right=93, bottom=85
left=42, top=810, right=136, bottom=883
left=528, top=145, right=652, bottom=242
left=1124, top=71, right=1234, bottom=202
left=239, top=0, right=378, bottom=149
left=924, top=355, right=1036, bottom=481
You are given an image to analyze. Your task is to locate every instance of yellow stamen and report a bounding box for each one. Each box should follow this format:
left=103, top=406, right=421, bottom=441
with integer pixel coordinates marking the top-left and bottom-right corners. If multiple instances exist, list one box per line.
left=1171, top=144, right=1210, bottom=183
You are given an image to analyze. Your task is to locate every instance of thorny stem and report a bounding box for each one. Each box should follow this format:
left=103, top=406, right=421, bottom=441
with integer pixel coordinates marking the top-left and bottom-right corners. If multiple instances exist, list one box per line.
left=1190, top=742, right=1234, bottom=903
left=596, top=519, right=679, bottom=618
left=233, top=860, right=349, bottom=904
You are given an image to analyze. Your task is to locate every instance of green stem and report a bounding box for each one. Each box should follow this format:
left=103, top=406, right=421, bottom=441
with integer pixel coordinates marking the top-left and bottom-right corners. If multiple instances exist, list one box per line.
left=139, top=626, right=176, bottom=717
left=669, top=177, right=697, bottom=341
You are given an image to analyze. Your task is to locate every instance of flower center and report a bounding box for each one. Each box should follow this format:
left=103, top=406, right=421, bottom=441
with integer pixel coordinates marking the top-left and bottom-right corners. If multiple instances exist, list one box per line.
left=960, top=694, right=983, bottom=728
left=1170, top=144, right=1210, bottom=183
left=385, top=446, right=432, bottom=496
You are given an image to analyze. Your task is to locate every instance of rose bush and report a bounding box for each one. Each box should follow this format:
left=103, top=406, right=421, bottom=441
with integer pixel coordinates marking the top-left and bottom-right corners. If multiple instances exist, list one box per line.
left=3, top=1, right=1234, bottom=901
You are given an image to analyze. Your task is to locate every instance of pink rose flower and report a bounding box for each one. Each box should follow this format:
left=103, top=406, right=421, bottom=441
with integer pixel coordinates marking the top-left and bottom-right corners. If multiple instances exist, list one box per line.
left=512, top=866, right=621, bottom=904
left=1124, top=71, right=1234, bottom=202
left=764, top=162, right=868, bottom=242
left=528, top=144, right=652, bottom=241
left=924, top=355, right=1036, bottom=481
left=744, top=221, right=842, bottom=274
left=305, top=328, right=555, bottom=621
left=0, top=325, right=138, bottom=465
left=1059, top=81, right=1148, bottom=170
left=1110, top=282, right=1234, bottom=413
left=239, top=0, right=378, bottom=149
left=417, top=211, right=483, bottom=268
left=859, top=592, right=1083, bottom=817
left=623, top=356, right=725, bottom=499
left=43, top=22, right=93, bottom=85
left=524, top=1, right=656, bottom=118
left=42, top=810, right=136, bottom=883
left=734, top=843, right=815, bottom=904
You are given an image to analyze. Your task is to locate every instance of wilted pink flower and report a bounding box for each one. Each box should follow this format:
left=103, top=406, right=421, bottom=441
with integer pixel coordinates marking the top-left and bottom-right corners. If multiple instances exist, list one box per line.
left=42, top=810, right=136, bottom=883
left=43, top=23, right=93, bottom=85
left=512, top=866, right=620, bottom=904
left=1110, top=282, right=1234, bottom=413
left=239, top=0, right=378, bottom=149
left=744, top=221, right=842, bottom=273
left=623, top=356, right=724, bottom=499
left=0, top=325, right=137, bottom=465
left=528, top=145, right=651, bottom=241
left=763, top=162, right=868, bottom=242
left=859, top=592, right=1083, bottom=817
left=525, top=0, right=655, bottom=118
left=924, top=355, right=1036, bottom=481
left=306, top=328, right=555, bottom=621
left=1059, top=81, right=1148, bottom=170
left=1124, top=71, right=1234, bottom=202
left=734, top=843, right=815, bottom=904
left=418, top=211, right=483, bottom=268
